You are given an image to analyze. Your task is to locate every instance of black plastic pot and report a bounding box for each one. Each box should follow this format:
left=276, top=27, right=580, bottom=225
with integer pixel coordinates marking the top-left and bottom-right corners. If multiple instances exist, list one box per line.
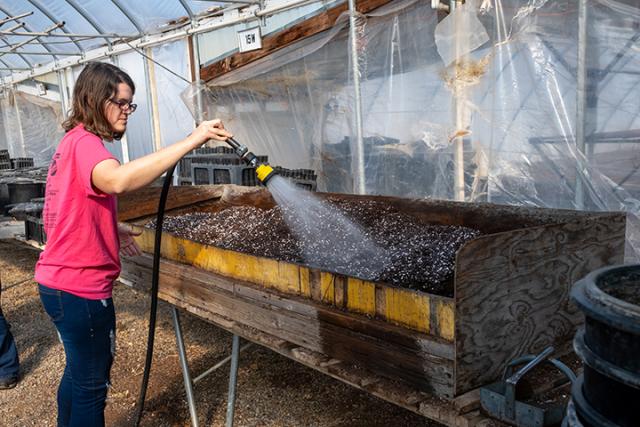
left=571, top=265, right=640, bottom=427
left=570, top=375, right=618, bottom=427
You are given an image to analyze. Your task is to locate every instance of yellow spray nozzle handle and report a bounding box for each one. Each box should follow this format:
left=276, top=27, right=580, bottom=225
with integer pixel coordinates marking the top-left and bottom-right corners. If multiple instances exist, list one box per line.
left=256, top=164, right=275, bottom=183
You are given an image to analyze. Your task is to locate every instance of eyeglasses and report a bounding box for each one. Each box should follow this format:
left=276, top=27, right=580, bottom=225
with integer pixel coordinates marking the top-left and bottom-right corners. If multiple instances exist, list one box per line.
left=108, top=98, right=137, bottom=113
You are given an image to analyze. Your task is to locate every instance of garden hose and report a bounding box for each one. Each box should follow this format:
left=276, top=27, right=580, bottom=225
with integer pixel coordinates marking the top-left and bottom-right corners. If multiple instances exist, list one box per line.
left=134, top=163, right=176, bottom=426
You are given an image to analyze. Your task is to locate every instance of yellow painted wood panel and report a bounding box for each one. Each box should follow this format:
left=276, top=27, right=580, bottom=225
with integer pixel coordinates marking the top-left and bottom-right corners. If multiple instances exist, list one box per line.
left=299, top=267, right=311, bottom=298
left=346, top=278, right=376, bottom=315
left=258, top=257, right=280, bottom=289
left=134, top=228, right=447, bottom=336
left=436, top=300, right=455, bottom=342
left=278, top=261, right=301, bottom=294
left=383, top=288, right=430, bottom=333
left=320, top=272, right=335, bottom=304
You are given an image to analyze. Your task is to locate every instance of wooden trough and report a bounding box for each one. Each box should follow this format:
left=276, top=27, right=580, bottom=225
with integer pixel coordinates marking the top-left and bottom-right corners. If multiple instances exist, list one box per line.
left=118, top=185, right=625, bottom=403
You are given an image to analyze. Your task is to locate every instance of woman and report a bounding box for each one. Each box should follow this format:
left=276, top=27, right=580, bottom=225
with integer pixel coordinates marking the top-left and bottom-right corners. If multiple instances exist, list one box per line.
left=34, top=62, right=231, bottom=427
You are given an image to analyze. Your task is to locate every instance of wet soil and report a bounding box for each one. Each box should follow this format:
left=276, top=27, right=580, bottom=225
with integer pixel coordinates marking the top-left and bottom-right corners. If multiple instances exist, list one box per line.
left=150, top=198, right=481, bottom=296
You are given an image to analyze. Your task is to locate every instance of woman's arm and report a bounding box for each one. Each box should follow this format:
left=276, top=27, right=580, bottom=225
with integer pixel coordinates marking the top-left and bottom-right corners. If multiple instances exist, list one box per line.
left=92, top=119, right=231, bottom=195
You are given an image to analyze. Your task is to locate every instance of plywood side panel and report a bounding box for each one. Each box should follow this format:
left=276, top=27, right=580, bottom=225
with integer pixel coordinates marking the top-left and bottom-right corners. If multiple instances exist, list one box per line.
left=454, top=215, right=625, bottom=395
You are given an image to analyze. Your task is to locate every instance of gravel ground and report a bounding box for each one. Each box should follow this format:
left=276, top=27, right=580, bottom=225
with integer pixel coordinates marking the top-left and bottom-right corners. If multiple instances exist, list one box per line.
left=0, top=238, right=442, bottom=427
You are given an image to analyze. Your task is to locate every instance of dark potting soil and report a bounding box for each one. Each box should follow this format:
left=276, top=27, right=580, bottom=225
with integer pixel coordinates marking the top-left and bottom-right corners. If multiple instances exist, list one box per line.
left=147, top=198, right=481, bottom=296
left=598, top=270, right=640, bottom=306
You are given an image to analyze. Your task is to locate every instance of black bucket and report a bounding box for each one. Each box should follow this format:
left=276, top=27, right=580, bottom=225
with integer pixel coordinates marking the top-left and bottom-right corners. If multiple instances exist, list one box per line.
left=570, top=265, right=640, bottom=427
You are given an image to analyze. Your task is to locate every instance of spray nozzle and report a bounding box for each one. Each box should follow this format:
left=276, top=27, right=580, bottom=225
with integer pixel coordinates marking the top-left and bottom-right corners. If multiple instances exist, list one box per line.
left=224, top=137, right=275, bottom=184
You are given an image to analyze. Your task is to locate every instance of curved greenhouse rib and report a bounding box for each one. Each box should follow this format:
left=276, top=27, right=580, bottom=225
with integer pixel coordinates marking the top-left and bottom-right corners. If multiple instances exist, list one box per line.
left=63, top=0, right=113, bottom=46
left=0, top=5, right=61, bottom=61
left=176, top=0, right=194, bottom=20
left=109, top=0, right=143, bottom=34
left=24, top=0, right=82, bottom=51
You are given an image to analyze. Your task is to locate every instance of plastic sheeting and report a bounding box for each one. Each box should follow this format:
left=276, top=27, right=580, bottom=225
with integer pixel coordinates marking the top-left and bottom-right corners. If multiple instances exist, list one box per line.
left=118, top=50, right=155, bottom=160
left=184, top=0, right=640, bottom=260
left=0, top=89, right=63, bottom=166
left=152, top=40, right=194, bottom=149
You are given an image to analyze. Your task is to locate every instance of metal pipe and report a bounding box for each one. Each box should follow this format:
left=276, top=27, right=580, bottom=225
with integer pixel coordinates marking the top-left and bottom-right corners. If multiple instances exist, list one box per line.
left=0, top=67, right=30, bottom=71
left=192, top=34, right=204, bottom=124
left=0, top=50, right=81, bottom=56
left=177, top=0, right=195, bottom=20
left=13, top=89, right=26, bottom=156
left=142, top=47, right=158, bottom=154
left=0, top=12, right=33, bottom=26
left=64, top=0, right=113, bottom=46
left=193, top=342, right=252, bottom=384
left=0, top=38, right=32, bottom=67
left=57, top=68, right=67, bottom=119
left=146, top=47, right=163, bottom=151
left=205, top=0, right=260, bottom=4
left=0, top=57, right=16, bottom=68
left=575, top=0, right=587, bottom=210
left=0, top=30, right=125, bottom=38
left=348, top=0, right=365, bottom=195
left=110, top=0, right=144, bottom=33
left=111, top=55, right=131, bottom=163
left=226, top=335, right=241, bottom=427
left=0, top=5, right=61, bottom=60
left=171, top=307, right=199, bottom=427
left=25, top=0, right=82, bottom=52
left=4, top=22, right=26, bottom=33
left=450, top=0, right=466, bottom=202
left=1, top=22, right=65, bottom=55
left=254, top=0, right=320, bottom=17
left=3, top=0, right=323, bottom=85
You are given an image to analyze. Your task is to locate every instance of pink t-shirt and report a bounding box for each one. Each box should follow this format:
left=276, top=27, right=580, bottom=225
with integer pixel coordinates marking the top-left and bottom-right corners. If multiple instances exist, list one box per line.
left=35, top=124, right=121, bottom=300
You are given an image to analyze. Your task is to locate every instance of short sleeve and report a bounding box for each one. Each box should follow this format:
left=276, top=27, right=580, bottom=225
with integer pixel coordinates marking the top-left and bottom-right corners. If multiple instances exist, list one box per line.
left=74, top=134, right=120, bottom=197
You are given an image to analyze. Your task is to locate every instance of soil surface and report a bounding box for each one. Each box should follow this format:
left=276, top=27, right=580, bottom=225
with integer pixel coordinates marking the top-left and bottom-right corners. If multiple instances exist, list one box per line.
left=150, top=199, right=480, bottom=296
left=0, top=238, right=442, bottom=426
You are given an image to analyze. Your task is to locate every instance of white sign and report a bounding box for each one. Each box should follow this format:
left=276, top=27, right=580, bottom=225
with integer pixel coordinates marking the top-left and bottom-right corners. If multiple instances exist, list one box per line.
left=237, top=27, right=262, bottom=53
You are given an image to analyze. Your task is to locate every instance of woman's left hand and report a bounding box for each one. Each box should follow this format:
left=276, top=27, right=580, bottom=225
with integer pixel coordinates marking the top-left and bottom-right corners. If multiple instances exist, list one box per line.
left=117, top=223, right=143, bottom=257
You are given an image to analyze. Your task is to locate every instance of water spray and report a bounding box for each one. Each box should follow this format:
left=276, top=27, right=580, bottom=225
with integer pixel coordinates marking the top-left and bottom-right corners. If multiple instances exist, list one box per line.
left=134, top=136, right=276, bottom=426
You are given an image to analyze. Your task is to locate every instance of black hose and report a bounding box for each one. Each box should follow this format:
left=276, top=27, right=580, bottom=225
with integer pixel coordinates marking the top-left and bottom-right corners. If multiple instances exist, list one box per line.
left=134, top=163, right=176, bottom=426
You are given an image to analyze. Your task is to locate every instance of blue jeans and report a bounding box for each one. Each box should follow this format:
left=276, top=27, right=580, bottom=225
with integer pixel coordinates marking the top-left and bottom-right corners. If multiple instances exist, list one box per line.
left=39, top=284, right=115, bottom=427
left=0, top=294, right=19, bottom=381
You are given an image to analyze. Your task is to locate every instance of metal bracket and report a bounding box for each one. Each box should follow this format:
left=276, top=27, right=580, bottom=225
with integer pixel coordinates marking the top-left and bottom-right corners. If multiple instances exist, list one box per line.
left=480, top=346, right=577, bottom=427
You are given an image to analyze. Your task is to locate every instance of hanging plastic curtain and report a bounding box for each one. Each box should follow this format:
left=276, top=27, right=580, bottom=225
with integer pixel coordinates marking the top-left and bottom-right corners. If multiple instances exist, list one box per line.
left=183, top=0, right=640, bottom=260
left=0, top=89, right=64, bottom=166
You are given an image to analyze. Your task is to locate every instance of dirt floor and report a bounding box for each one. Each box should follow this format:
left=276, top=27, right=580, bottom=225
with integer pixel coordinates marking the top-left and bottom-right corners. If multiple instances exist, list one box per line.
left=0, top=237, right=443, bottom=427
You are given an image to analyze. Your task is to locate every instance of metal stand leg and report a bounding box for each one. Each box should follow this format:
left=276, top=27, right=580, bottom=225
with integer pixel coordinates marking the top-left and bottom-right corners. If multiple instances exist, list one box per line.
left=226, top=335, right=241, bottom=427
left=172, top=307, right=199, bottom=427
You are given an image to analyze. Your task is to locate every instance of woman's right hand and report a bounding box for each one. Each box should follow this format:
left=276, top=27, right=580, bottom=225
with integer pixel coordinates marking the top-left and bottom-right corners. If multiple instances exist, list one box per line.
left=189, top=119, right=233, bottom=148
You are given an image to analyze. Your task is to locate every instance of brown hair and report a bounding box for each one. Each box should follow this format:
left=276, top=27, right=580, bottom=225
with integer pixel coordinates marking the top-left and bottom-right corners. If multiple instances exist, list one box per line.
left=62, top=62, right=135, bottom=141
